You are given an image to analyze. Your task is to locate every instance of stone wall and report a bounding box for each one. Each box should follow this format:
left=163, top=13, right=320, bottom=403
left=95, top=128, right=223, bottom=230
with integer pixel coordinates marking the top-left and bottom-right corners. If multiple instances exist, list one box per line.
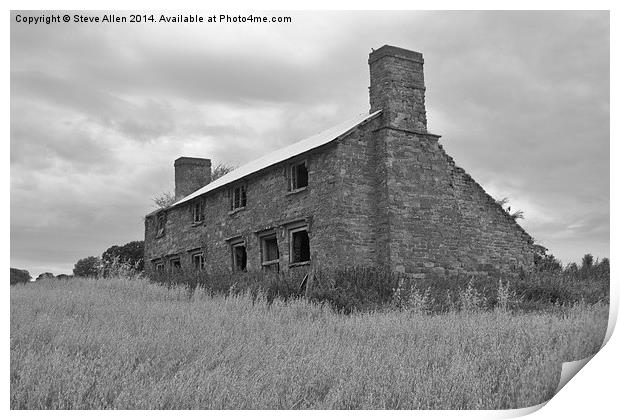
left=369, top=45, right=427, bottom=133
left=145, top=138, right=365, bottom=275
left=144, top=44, right=538, bottom=279
left=374, top=127, right=535, bottom=276
left=174, top=157, right=212, bottom=200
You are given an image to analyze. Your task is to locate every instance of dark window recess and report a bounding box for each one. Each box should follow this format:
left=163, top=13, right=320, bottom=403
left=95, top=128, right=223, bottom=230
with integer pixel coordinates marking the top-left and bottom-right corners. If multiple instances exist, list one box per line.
left=170, top=258, right=181, bottom=271
left=156, top=213, right=166, bottom=236
left=192, top=253, right=204, bottom=270
left=155, top=262, right=165, bottom=272
left=291, top=229, right=310, bottom=263
left=290, top=162, right=308, bottom=190
left=231, top=185, right=247, bottom=210
left=232, top=243, right=247, bottom=272
left=192, top=200, right=204, bottom=223
left=261, top=235, right=279, bottom=264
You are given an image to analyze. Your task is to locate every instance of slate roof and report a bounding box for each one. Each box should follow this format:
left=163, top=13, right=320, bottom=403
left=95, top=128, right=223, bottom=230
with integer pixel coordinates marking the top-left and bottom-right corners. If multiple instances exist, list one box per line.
left=170, top=110, right=382, bottom=209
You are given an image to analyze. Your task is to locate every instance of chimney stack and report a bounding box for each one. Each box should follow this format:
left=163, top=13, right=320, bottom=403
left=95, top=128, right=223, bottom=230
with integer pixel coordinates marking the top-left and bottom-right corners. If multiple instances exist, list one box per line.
left=174, top=157, right=212, bottom=200
left=369, top=45, right=427, bottom=133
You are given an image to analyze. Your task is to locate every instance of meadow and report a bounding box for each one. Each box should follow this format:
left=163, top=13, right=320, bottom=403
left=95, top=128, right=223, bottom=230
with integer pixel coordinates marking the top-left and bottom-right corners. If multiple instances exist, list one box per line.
left=10, top=275, right=608, bottom=409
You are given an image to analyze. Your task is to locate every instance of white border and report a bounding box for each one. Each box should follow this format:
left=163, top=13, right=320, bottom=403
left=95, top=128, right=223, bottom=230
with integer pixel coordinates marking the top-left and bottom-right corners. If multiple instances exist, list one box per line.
left=4, top=1, right=616, bottom=419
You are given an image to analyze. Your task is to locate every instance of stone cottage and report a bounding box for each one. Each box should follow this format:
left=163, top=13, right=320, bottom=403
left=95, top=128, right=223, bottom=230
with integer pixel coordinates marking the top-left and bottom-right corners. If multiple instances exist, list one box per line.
left=144, top=45, right=536, bottom=277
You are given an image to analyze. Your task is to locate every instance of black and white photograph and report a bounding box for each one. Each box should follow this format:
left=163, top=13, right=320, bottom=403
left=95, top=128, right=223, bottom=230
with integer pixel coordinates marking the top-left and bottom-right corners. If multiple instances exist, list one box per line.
left=8, top=6, right=613, bottom=413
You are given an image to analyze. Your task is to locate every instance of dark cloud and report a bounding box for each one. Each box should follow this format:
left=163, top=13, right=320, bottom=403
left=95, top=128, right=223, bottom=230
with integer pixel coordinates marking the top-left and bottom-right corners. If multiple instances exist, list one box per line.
left=10, top=11, right=609, bottom=275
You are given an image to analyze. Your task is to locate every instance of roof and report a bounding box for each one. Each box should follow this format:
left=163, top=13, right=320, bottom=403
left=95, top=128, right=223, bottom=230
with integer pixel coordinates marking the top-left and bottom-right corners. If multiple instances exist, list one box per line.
left=170, top=110, right=382, bottom=208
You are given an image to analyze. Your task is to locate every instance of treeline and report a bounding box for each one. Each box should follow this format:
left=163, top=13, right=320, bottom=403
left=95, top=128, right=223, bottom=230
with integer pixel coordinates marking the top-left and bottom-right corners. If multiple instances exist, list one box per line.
left=72, top=241, right=144, bottom=278
left=10, top=241, right=145, bottom=285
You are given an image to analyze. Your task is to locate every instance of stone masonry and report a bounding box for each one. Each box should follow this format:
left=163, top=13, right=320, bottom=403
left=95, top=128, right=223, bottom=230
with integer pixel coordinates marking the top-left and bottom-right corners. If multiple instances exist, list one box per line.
left=144, top=45, right=537, bottom=277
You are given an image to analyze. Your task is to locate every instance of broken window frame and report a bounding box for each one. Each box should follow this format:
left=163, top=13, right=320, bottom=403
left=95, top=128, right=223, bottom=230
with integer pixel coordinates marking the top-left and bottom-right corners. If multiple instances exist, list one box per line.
left=231, top=240, right=247, bottom=272
left=154, top=260, right=165, bottom=273
left=230, top=184, right=247, bottom=211
left=191, top=252, right=204, bottom=270
left=156, top=212, right=166, bottom=237
left=192, top=199, right=205, bottom=224
left=170, top=257, right=181, bottom=272
left=289, top=225, right=311, bottom=265
left=260, top=233, right=280, bottom=269
left=288, top=160, right=309, bottom=191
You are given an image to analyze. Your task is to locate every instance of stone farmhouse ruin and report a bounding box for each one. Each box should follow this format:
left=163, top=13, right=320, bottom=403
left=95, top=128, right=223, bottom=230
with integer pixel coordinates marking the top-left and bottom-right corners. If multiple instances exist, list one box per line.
left=144, top=45, right=536, bottom=278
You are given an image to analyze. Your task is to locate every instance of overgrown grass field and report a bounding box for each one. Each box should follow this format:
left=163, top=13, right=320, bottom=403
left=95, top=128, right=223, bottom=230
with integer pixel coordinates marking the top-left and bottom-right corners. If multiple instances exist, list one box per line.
left=10, top=276, right=608, bottom=409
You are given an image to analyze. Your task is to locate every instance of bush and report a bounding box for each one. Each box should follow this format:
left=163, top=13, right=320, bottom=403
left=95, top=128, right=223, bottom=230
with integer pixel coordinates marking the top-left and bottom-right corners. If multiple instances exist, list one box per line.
left=308, top=267, right=399, bottom=313
left=146, top=257, right=609, bottom=314
left=10, top=268, right=30, bottom=285
left=73, top=256, right=101, bottom=278
left=101, top=241, right=144, bottom=276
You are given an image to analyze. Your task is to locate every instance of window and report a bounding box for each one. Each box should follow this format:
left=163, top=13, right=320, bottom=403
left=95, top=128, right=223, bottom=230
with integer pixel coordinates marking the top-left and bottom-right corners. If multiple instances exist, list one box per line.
left=289, top=226, right=310, bottom=264
left=260, top=234, right=279, bottom=269
left=192, top=199, right=204, bottom=223
left=230, top=184, right=247, bottom=211
left=192, top=252, right=204, bottom=270
left=156, top=213, right=166, bottom=237
left=231, top=241, right=247, bottom=272
left=289, top=161, right=308, bottom=191
left=155, top=261, right=165, bottom=273
left=170, top=257, right=181, bottom=272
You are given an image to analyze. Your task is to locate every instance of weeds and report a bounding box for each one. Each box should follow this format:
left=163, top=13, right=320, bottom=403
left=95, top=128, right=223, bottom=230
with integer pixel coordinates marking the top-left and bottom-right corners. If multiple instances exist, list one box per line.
left=146, top=263, right=609, bottom=315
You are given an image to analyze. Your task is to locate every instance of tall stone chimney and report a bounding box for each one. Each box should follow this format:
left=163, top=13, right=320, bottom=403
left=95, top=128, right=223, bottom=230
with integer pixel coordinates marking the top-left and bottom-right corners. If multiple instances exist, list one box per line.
left=369, top=45, right=427, bottom=133
left=174, top=157, right=212, bottom=200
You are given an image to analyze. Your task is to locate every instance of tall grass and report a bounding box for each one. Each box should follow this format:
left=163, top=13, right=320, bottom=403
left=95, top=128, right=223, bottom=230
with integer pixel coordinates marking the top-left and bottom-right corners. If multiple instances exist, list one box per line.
left=11, top=276, right=608, bottom=409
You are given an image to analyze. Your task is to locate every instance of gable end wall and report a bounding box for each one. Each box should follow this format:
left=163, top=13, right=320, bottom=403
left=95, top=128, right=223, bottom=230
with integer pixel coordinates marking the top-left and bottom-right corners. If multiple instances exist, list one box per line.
left=379, top=128, right=535, bottom=276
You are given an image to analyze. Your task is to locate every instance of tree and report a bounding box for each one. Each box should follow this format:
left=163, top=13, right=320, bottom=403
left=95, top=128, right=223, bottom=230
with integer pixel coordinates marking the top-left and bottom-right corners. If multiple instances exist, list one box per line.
left=153, top=162, right=236, bottom=209
left=581, top=253, right=594, bottom=271
left=211, top=162, right=236, bottom=181
left=565, top=262, right=579, bottom=273
left=101, top=240, right=144, bottom=276
left=73, top=256, right=101, bottom=278
left=596, top=257, right=610, bottom=272
left=152, top=192, right=176, bottom=209
left=10, top=268, right=30, bottom=285
left=35, top=272, right=55, bottom=281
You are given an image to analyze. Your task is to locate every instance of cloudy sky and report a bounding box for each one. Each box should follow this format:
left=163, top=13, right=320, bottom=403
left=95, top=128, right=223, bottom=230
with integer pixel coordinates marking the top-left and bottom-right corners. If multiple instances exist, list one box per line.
left=10, top=10, right=609, bottom=276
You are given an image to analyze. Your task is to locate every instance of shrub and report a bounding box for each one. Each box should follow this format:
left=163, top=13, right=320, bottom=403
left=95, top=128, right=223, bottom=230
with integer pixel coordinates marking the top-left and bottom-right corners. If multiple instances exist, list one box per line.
left=101, top=241, right=144, bottom=275
left=146, top=258, right=609, bottom=314
left=496, top=279, right=520, bottom=312
left=458, top=280, right=487, bottom=312
left=308, top=266, right=400, bottom=313
left=73, top=256, right=101, bottom=278
left=99, top=256, right=144, bottom=280
left=10, top=268, right=30, bottom=285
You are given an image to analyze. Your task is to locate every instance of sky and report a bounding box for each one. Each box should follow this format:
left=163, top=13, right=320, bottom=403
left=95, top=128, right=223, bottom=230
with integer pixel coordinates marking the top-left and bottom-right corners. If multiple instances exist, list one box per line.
left=10, top=10, right=609, bottom=276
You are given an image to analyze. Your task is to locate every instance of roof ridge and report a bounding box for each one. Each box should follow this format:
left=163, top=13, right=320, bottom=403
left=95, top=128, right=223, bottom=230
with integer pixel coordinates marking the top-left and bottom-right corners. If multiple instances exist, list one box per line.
left=170, top=110, right=382, bottom=208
